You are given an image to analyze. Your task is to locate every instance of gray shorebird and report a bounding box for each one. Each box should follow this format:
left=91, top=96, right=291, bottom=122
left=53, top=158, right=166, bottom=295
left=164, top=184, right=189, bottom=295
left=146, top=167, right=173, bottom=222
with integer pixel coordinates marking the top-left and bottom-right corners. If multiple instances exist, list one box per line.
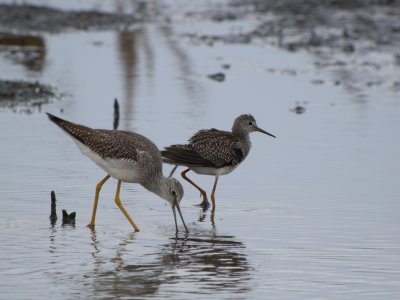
left=161, top=114, right=276, bottom=210
left=47, top=113, right=188, bottom=233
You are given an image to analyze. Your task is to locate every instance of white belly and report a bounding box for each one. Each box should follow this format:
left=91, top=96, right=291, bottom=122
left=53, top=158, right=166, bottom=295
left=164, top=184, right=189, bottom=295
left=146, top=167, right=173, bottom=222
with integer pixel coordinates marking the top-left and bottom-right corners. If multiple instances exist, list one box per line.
left=191, top=165, right=237, bottom=176
left=101, top=158, right=141, bottom=183
left=74, top=139, right=140, bottom=183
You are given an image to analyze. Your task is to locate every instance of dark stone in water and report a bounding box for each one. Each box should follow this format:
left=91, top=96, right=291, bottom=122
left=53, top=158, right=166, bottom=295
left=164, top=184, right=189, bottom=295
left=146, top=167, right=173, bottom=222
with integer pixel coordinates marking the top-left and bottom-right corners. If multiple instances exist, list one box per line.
left=292, top=105, right=306, bottom=114
left=207, top=72, right=226, bottom=82
left=62, top=209, right=76, bottom=224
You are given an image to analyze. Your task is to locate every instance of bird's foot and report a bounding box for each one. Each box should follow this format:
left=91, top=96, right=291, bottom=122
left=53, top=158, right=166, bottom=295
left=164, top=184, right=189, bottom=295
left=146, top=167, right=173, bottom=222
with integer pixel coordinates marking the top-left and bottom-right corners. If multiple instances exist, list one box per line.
left=195, top=199, right=210, bottom=211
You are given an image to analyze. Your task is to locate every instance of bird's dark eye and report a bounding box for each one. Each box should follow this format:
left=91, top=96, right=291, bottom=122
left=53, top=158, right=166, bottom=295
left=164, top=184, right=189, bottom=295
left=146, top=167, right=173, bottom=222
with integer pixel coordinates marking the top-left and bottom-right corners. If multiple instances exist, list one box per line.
left=248, top=121, right=253, bottom=125
left=171, top=190, right=177, bottom=196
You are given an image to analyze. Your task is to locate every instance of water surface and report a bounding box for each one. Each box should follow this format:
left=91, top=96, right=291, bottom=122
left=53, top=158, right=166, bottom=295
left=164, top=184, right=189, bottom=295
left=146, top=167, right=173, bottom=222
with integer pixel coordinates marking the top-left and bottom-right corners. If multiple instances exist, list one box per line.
left=0, top=1, right=399, bottom=299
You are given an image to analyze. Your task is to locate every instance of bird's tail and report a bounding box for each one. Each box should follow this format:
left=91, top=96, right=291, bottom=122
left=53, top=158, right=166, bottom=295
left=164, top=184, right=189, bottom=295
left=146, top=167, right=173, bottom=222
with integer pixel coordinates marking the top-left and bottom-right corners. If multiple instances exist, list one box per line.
left=161, top=144, right=188, bottom=165
left=46, top=113, right=68, bottom=127
left=161, top=144, right=214, bottom=167
left=46, top=113, right=91, bottom=145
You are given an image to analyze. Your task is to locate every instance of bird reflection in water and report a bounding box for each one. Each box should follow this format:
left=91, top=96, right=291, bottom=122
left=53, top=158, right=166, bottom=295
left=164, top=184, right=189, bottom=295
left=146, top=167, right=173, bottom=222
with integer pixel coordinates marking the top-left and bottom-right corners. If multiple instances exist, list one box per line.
left=198, top=208, right=216, bottom=227
left=88, top=228, right=252, bottom=298
left=115, top=0, right=204, bottom=129
left=165, top=230, right=252, bottom=294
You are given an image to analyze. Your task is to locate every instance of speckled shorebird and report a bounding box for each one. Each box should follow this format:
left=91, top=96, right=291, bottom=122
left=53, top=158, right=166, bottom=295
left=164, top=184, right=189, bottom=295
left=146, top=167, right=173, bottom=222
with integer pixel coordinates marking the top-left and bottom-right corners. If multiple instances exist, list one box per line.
left=162, top=114, right=276, bottom=210
left=47, top=113, right=187, bottom=233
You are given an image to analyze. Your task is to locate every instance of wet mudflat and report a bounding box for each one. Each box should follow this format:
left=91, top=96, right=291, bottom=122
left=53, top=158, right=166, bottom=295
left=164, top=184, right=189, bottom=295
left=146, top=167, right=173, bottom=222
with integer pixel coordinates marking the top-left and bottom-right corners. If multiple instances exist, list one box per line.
left=0, top=1, right=399, bottom=299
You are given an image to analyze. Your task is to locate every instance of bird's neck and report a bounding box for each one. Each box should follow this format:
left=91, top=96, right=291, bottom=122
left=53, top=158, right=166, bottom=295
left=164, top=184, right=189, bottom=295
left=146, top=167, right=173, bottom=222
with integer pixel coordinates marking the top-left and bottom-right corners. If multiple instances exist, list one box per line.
left=232, top=126, right=250, bottom=143
left=232, top=127, right=252, bottom=156
left=141, top=175, right=167, bottom=200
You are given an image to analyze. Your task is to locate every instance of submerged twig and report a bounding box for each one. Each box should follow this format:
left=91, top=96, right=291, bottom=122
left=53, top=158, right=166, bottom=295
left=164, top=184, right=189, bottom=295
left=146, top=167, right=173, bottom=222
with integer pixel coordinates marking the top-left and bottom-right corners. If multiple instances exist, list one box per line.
left=113, top=98, right=120, bottom=130
left=50, top=190, right=57, bottom=226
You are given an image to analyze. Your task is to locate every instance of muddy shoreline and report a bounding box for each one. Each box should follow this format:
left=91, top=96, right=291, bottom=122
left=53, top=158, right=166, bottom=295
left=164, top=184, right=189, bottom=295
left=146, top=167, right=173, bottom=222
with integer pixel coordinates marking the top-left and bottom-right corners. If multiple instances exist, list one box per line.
left=0, top=80, right=55, bottom=112
left=184, top=0, right=400, bottom=97
left=0, top=4, right=138, bottom=33
left=0, top=4, right=139, bottom=111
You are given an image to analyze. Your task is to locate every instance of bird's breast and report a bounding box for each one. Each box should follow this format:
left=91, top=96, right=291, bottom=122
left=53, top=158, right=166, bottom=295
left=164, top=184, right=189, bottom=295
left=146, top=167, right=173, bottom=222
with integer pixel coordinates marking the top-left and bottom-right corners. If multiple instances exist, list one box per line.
left=104, top=158, right=142, bottom=183
left=74, top=139, right=142, bottom=183
left=191, top=165, right=237, bottom=176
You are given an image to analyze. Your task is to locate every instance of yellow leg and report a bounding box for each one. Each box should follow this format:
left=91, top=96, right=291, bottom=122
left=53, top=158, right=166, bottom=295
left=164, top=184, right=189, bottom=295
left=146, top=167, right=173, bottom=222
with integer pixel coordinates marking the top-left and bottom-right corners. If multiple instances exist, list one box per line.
left=210, top=176, right=219, bottom=210
left=87, top=175, right=110, bottom=228
left=114, top=180, right=140, bottom=232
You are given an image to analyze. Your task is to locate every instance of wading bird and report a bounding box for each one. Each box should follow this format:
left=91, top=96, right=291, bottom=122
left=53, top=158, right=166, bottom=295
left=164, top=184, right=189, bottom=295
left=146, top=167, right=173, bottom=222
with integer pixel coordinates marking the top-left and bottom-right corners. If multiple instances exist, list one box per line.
left=47, top=113, right=188, bottom=233
left=162, top=114, right=275, bottom=211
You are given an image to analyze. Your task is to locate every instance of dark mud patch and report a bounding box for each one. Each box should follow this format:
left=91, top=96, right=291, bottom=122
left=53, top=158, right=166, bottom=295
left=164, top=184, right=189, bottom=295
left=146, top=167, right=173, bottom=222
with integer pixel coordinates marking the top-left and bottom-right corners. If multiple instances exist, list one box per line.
left=0, top=80, right=56, bottom=113
left=0, top=4, right=137, bottom=33
left=0, top=33, right=45, bottom=71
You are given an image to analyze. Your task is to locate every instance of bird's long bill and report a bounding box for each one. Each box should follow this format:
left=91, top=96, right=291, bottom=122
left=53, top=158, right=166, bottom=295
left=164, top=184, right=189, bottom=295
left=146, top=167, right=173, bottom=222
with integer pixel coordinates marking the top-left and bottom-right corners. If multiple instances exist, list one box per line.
left=173, top=200, right=189, bottom=233
left=171, top=205, right=179, bottom=233
left=255, top=126, right=276, bottom=138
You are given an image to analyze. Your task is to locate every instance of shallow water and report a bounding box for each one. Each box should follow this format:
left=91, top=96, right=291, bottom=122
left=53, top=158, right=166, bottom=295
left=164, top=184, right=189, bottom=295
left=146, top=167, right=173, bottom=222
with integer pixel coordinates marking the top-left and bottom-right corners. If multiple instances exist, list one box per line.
left=1, top=1, right=400, bottom=299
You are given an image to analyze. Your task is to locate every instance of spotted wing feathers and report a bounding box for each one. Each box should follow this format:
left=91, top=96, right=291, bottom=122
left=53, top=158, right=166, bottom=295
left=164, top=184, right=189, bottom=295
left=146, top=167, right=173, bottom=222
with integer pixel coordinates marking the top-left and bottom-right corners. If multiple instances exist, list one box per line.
left=162, top=129, right=245, bottom=168
left=161, top=144, right=216, bottom=167
left=46, top=113, right=140, bottom=161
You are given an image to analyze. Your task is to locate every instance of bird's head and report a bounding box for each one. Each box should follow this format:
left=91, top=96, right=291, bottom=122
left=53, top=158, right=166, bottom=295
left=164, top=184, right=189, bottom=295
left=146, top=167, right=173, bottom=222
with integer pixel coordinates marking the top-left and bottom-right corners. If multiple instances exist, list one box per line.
left=233, top=114, right=276, bottom=138
left=160, top=177, right=184, bottom=207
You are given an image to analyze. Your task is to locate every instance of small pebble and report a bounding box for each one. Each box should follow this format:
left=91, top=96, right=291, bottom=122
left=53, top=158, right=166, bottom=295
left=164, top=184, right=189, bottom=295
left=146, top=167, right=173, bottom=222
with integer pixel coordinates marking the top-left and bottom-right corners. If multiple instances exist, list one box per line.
left=207, top=72, right=226, bottom=82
